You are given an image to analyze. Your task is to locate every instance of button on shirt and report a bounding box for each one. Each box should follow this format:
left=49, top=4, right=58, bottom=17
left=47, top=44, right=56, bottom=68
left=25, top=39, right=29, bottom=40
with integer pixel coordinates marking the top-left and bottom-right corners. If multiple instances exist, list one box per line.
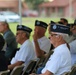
left=11, top=40, right=36, bottom=66
left=69, top=40, right=76, bottom=66
left=41, top=44, right=71, bottom=75
left=32, top=36, right=51, bottom=53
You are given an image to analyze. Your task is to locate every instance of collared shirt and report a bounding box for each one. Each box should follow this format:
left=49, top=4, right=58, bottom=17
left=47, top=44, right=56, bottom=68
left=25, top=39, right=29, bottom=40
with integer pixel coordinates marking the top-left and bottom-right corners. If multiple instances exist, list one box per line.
left=41, top=44, right=71, bottom=75
left=11, top=39, right=36, bottom=66
left=69, top=40, right=76, bottom=66
left=32, top=36, right=51, bottom=53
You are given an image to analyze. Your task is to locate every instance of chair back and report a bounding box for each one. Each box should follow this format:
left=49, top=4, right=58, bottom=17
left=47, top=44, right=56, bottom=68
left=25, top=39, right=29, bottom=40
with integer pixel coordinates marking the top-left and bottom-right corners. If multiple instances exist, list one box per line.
left=62, top=72, right=70, bottom=75
left=22, top=60, right=38, bottom=75
left=0, top=70, right=10, bottom=75
left=10, top=64, right=24, bottom=75
left=42, top=50, right=53, bottom=66
left=32, top=50, right=54, bottom=73
left=70, top=64, right=76, bottom=75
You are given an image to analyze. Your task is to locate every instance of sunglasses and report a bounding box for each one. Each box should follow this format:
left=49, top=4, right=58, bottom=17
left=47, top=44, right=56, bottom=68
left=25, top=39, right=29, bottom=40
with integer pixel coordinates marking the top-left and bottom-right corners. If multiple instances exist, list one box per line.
left=50, top=34, right=58, bottom=36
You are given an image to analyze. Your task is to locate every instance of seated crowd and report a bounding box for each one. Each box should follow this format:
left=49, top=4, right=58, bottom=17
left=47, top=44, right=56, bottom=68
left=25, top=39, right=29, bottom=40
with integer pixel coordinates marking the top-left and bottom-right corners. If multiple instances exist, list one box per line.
left=0, top=18, right=76, bottom=75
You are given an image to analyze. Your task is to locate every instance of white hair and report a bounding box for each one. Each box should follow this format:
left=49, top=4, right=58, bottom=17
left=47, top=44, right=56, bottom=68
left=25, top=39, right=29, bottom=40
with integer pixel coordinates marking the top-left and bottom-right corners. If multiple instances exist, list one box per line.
left=55, top=32, right=69, bottom=40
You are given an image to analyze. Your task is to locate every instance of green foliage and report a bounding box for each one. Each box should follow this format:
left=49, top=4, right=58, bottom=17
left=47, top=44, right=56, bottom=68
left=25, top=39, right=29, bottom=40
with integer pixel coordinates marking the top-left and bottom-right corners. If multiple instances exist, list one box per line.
left=24, top=0, right=47, bottom=10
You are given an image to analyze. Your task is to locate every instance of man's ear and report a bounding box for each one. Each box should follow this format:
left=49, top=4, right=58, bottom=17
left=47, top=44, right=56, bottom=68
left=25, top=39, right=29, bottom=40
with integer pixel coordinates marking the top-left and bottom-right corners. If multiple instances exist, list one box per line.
left=22, top=32, right=26, bottom=38
left=56, top=35, right=61, bottom=42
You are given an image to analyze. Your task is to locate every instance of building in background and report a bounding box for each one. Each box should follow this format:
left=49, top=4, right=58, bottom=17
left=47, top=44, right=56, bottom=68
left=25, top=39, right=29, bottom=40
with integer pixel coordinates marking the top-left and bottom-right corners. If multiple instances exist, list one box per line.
left=0, top=0, right=28, bottom=13
left=0, top=0, right=38, bottom=17
left=39, top=0, right=76, bottom=18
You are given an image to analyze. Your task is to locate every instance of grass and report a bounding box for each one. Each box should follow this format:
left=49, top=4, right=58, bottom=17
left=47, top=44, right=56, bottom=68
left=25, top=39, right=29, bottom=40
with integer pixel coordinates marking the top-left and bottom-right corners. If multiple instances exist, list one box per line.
left=9, top=17, right=74, bottom=40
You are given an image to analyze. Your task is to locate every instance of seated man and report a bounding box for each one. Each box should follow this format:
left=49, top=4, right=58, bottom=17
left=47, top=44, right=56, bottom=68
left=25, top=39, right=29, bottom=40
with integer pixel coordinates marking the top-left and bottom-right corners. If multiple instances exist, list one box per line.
left=8, top=25, right=36, bottom=70
left=30, top=23, right=71, bottom=75
left=0, top=34, right=8, bottom=71
left=32, top=20, right=51, bottom=58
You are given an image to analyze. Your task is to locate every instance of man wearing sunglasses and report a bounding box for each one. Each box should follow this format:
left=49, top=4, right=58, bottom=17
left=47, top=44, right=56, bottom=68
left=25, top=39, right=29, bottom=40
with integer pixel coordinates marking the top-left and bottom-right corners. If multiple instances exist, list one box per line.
left=30, top=23, right=71, bottom=75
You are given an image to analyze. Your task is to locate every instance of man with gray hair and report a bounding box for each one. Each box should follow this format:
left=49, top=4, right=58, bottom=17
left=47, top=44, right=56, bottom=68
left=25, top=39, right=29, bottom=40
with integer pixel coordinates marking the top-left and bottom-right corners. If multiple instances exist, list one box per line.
left=30, top=23, right=71, bottom=75
left=0, top=20, right=17, bottom=63
left=32, top=20, right=51, bottom=58
left=41, top=24, right=71, bottom=75
left=8, top=25, right=36, bottom=70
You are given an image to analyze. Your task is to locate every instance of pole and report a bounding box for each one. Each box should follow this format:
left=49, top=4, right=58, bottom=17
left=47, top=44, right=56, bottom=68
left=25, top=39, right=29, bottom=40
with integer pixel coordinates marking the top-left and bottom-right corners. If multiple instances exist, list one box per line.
left=19, top=0, right=22, bottom=25
left=69, top=0, right=72, bottom=18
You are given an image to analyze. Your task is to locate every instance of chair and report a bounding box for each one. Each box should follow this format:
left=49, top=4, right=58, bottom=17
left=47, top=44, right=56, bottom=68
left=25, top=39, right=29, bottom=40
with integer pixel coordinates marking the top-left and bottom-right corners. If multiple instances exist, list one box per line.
left=36, top=56, right=46, bottom=67
left=0, top=70, right=10, bottom=75
left=32, top=50, right=54, bottom=73
left=62, top=72, right=70, bottom=75
left=69, top=64, right=76, bottom=75
left=10, top=64, right=24, bottom=75
left=22, top=59, right=39, bottom=75
left=42, top=50, right=53, bottom=66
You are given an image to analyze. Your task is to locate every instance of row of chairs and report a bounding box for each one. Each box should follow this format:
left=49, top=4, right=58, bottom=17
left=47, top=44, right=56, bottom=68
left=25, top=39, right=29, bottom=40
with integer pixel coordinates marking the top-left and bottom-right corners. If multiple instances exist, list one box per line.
left=21, top=50, right=54, bottom=75
left=0, top=50, right=54, bottom=75
left=0, top=64, right=24, bottom=75
left=0, top=62, right=76, bottom=75
left=0, top=57, right=75, bottom=75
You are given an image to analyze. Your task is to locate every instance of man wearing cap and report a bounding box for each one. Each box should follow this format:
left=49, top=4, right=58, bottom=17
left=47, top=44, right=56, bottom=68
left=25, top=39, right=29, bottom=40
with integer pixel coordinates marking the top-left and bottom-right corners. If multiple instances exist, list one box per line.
left=31, top=24, right=71, bottom=75
left=0, top=21, right=17, bottom=63
left=8, top=25, right=36, bottom=70
left=32, top=20, right=51, bottom=58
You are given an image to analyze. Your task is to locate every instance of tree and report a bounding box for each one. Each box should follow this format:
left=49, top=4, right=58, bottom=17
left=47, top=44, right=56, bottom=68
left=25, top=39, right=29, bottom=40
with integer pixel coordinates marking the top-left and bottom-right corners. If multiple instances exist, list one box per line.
left=24, top=0, right=48, bottom=10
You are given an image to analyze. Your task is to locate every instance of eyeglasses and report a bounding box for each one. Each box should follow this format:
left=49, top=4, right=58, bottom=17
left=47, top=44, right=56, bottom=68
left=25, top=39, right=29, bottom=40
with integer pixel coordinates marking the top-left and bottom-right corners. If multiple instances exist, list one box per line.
left=50, top=34, right=58, bottom=36
left=16, top=32, right=25, bottom=35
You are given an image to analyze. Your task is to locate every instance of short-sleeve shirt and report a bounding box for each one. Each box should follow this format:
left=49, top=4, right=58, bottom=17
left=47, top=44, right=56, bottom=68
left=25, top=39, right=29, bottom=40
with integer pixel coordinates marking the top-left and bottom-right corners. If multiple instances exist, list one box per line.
left=69, top=40, right=76, bottom=66
left=11, top=39, right=36, bottom=66
left=32, top=36, right=51, bottom=53
left=41, top=44, right=71, bottom=75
